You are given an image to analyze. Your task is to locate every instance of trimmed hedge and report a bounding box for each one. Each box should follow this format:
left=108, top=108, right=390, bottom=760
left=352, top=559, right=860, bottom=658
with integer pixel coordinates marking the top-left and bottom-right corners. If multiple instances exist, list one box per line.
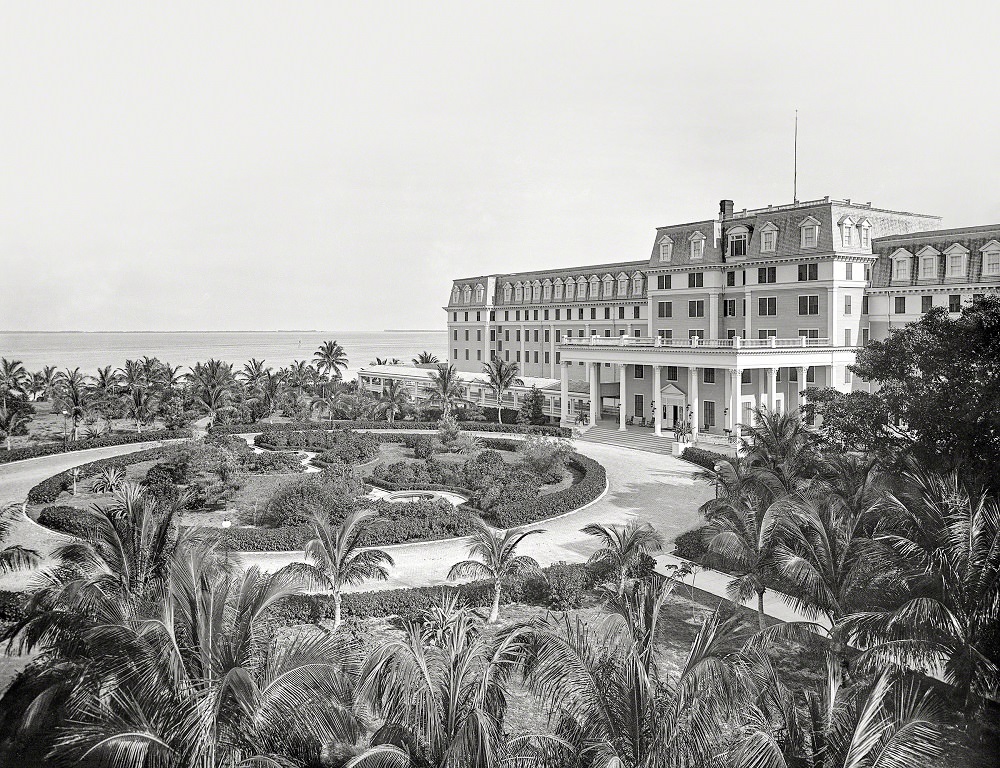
left=0, top=429, right=192, bottom=465
left=37, top=506, right=96, bottom=538
left=26, top=447, right=172, bottom=504
left=486, top=454, right=606, bottom=528
left=264, top=560, right=604, bottom=626
left=211, top=420, right=570, bottom=437
left=681, top=446, right=732, bottom=471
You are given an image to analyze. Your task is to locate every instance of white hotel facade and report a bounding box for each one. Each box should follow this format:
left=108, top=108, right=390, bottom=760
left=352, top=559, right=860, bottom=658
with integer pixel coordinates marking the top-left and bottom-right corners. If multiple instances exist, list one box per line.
left=360, top=197, right=1000, bottom=443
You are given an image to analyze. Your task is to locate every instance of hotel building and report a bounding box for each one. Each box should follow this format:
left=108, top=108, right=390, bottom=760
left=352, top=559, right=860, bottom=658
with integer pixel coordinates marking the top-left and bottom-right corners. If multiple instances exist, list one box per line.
left=360, top=197, right=1000, bottom=444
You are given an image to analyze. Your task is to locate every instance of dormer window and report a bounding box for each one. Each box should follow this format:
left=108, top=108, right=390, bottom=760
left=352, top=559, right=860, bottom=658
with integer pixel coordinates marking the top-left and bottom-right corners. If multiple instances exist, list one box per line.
left=475, top=284, right=485, bottom=303
left=727, top=225, right=749, bottom=259
left=542, top=279, right=552, bottom=301
left=602, top=274, right=614, bottom=298
left=658, top=235, right=673, bottom=262
left=462, top=285, right=472, bottom=304
left=917, top=247, right=939, bottom=279
left=451, top=286, right=460, bottom=304
left=689, top=231, right=706, bottom=260
left=944, top=244, right=969, bottom=278
left=514, top=282, right=524, bottom=302
left=503, top=283, right=512, bottom=302
left=859, top=219, right=872, bottom=249
left=799, top=216, right=821, bottom=249
left=532, top=280, right=542, bottom=301
left=839, top=216, right=856, bottom=247
left=553, top=278, right=563, bottom=300
left=631, top=272, right=643, bottom=295
left=981, top=241, right=1000, bottom=276
left=891, top=249, right=913, bottom=282
left=616, top=273, right=628, bottom=297
left=565, top=279, right=574, bottom=300
left=577, top=276, right=588, bottom=299
left=759, top=221, right=778, bottom=253
left=589, top=276, right=600, bottom=299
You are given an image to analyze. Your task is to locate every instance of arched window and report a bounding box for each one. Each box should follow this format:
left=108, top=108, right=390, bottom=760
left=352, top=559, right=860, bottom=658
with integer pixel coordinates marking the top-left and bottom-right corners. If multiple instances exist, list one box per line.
left=532, top=280, right=542, bottom=301
left=451, top=286, right=460, bottom=304
left=462, top=285, right=472, bottom=304
left=514, top=282, right=524, bottom=302
left=542, top=279, right=552, bottom=300
left=565, top=278, right=575, bottom=300
left=727, top=225, right=749, bottom=259
left=588, top=276, right=600, bottom=298
left=503, top=283, right=512, bottom=302
left=474, top=283, right=485, bottom=303
left=658, top=235, right=673, bottom=262
left=553, top=278, right=564, bottom=300
left=577, top=276, right=588, bottom=299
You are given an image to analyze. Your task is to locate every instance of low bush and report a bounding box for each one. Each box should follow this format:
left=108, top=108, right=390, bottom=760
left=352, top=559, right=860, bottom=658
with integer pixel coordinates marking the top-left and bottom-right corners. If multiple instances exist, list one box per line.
left=216, top=524, right=311, bottom=551
left=247, top=450, right=303, bottom=474
left=256, top=429, right=381, bottom=465
left=212, top=420, right=570, bottom=437
left=404, top=434, right=435, bottom=458
left=544, top=561, right=589, bottom=610
left=672, top=524, right=721, bottom=568
left=681, top=446, right=732, bottom=471
left=36, top=506, right=95, bottom=537
left=0, top=430, right=192, bottom=466
left=257, top=465, right=366, bottom=528
left=26, top=447, right=172, bottom=504
left=487, top=454, right=606, bottom=528
left=354, top=498, right=478, bottom=546
left=0, top=591, right=28, bottom=623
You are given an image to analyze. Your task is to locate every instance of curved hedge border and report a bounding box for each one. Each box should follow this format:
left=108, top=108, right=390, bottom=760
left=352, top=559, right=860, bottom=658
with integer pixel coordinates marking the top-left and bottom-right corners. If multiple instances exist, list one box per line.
left=485, top=454, right=606, bottom=528
left=211, top=420, right=570, bottom=437
left=26, top=447, right=173, bottom=505
left=0, top=429, right=192, bottom=466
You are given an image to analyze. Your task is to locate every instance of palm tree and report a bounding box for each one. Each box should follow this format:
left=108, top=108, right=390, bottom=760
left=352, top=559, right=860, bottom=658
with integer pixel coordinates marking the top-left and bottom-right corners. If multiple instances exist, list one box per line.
left=482, top=358, right=522, bottom=424
left=582, top=519, right=664, bottom=597
left=238, top=357, right=271, bottom=389
left=123, top=384, right=158, bottom=434
left=698, top=458, right=783, bottom=631
left=0, top=404, right=27, bottom=450
left=370, top=357, right=389, bottom=366
left=0, top=358, right=29, bottom=409
left=733, top=654, right=943, bottom=768
left=36, top=364, right=58, bottom=402
left=514, top=580, right=743, bottom=768
left=448, top=519, right=543, bottom=623
left=847, top=469, right=1000, bottom=711
left=741, top=406, right=818, bottom=494
left=353, top=597, right=550, bottom=766
left=412, top=351, right=440, bottom=365
left=57, top=376, right=90, bottom=441
left=311, top=380, right=351, bottom=425
left=423, top=363, right=466, bottom=417
left=0, top=503, right=40, bottom=574
left=188, top=359, right=237, bottom=425
left=376, top=379, right=410, bottom=425
left=297, top=507, right=394, bottom=629
left=257, top=370, right=286, bottom=423
left=314, top=340, right=349, bottom=379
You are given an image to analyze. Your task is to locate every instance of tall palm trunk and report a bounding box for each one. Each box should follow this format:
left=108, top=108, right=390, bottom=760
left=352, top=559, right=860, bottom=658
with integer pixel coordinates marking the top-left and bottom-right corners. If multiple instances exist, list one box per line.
left=333, top=589, right=343, bottom=629
left=490, top=580, right=501, bottom=623
left=757, top=589, right=766, bottom=632
left=497, top=393, right=503, bottom=423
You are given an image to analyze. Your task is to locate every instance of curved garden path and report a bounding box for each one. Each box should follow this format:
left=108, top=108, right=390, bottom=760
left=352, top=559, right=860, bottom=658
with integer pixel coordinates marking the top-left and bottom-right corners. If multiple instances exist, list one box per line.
left=0, top=433, right=712, bottom=593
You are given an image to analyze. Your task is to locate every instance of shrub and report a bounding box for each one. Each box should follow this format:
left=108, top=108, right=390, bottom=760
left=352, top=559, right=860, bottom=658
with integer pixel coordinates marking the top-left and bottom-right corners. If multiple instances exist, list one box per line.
left=404, top=434, right=435, bottom=458
left=517, top=435, right=573, bottom=482
left=545, top=561, right=589, bottom=610
left=37, top=505, right=95, bottom=537
left=248, top=450, right=303, bottom=474
left=258, top=465, right=365, bottom=528
left=89, top=465, right=126, bottom=494
left=681, top=446, right=732, bottom=471
left=0, top=429, right=192, bottom=466
left=0, top=590, right=28, bottom=623
left=217, top=524, right=311, bottom=551
left=353, top=498, right=478, bottom=546
left=257, top=429, right=380, bottom=465
left=487, top=454, right=606, bottom=528
left=26, top=447, right=173, bottom=504
left=672, top=525, right=719, bottom=567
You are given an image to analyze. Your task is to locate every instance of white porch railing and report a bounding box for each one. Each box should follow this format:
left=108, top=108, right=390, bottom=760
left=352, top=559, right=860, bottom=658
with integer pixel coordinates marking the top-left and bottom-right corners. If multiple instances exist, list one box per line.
left=559, top=336, right=832, bottom=349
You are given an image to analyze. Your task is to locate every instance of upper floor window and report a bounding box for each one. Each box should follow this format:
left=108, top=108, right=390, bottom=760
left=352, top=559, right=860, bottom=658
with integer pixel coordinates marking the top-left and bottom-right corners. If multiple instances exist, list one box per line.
left=891, top=249, right=913, bottom=282
left=658, top=235, right=673, bottom=262
left=577, top=277, right=588, bottom=299
left=689, top=231, right=706, bottom=261
left=799, top=216, right=820, bottom=249
left=531, top=281, right=542, bottom=301
left=688, top=272, right=704, bottom=288
left=798, top=263, right=818, bottom=281
left=944, top=244, right=969, bottom=278
left=503, top=283, right=512, bottom=302
left=602, top=275, right=614, bottom=297
left=727, top=226, right=748, bottom=259
left=982, top=241, right=1000, bottom=276
left=631, top=273, right=643, bottom=295
left=917, top=247, right=939, bottom=279
left=451, top=286, right=460, bottom=304
left=553, top=278, right=563, bottom=300
left=759, top=221, right=778, bottom=253
left=758, top=266, right=776, bottom=284
left=859, top=219, right=872, bottom=249
left=474, top=284, right=485, bottom=303
left=616, top=274, right=628, bottom=297
left=657, top=274, right=671, bottom=290
left=462, top=285, right=472, bottom=304
left=514, top=283, right=524, bottom=302
left=589, top=276, right=601, bottom=298
left=839, top=216, right=856, bottom=247
left=542, top=280, right=552, bottom=301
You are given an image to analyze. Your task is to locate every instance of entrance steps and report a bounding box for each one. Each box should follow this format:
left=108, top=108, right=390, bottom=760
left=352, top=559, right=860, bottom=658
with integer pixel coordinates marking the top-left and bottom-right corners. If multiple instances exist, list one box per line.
left=575, top=422, right=677, bottom=456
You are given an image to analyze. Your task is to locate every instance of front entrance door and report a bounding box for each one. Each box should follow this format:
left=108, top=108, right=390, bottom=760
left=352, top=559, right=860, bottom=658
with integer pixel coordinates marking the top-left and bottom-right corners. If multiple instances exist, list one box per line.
left=634, top=394, right=643, bottom=422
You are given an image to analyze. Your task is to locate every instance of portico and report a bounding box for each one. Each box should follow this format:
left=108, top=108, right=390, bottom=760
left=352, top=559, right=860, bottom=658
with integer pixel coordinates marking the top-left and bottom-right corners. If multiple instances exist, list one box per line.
left=557, top=336, right=857, bottom=441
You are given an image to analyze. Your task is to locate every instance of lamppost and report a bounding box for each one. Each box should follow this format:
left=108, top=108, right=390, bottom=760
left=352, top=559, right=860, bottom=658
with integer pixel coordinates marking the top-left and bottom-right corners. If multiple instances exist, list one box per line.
left=221, top=519, right=232, bottom=561
left=713, top=462, right=721, bottom=499
left=61, top=410, right=69, bottom=448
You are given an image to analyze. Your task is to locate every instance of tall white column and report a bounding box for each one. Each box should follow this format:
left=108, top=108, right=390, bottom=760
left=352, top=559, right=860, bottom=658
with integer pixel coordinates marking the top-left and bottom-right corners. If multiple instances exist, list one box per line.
left=767, top=367, right=777, bottom=411
left=797, top=366, right=806, bottom=411
left=589, top=362, right=600, bottom=425
left=652, top=364, right=662, bottom=436
left=744, top=289, right=752, bottom=338
left=709, top=290, right=720, bottom=339
left=483, top=322, right=490, bottom=364
left=560, top=361, right=570, bottom=424
left=619, top=363, right=628, bottom=431
left=520, top=325, right=526, bottom=375
left=689, top=366, right=700, bottom=439
left=730, top=368, right=741, bottom=434
left=549, top=326, right=556, bottom=378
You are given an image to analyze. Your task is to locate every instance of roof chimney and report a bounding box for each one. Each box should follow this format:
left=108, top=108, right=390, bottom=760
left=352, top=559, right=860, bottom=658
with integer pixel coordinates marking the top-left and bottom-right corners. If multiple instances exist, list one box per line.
left=719, top=199, right=734, bottom=220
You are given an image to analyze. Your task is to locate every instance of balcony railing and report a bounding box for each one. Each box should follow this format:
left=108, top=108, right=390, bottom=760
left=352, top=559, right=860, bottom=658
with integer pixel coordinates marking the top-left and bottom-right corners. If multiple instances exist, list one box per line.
left=559, top=336, right=833, bottom=349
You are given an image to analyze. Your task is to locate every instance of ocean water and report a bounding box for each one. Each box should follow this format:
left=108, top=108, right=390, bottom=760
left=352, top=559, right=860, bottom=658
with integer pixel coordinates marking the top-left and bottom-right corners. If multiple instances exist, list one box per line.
left=0, top=331, right=448, bottom=379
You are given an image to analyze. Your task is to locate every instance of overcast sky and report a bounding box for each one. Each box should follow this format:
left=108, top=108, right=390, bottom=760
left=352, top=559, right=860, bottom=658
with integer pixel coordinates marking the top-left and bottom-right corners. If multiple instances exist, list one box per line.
left=3, top=2, right=998, bottom=332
